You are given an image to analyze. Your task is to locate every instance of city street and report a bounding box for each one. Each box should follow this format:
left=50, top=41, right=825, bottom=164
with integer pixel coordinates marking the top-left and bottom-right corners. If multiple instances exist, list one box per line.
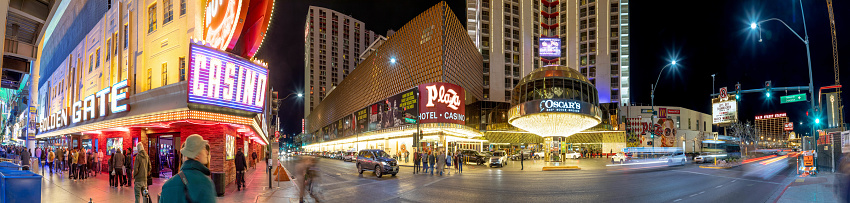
left=282, top=156, right=796, bottom=203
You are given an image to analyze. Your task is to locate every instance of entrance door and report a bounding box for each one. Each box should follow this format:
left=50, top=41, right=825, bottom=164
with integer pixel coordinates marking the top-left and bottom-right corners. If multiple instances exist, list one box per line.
left=172, top=137, right=181, bottom=176
left=158, top=136, right=175, bottom=179
left=147, top=135, right=160, bottom=178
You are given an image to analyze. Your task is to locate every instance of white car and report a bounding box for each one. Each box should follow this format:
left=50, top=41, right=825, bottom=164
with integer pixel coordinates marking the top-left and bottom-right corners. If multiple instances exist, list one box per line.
left=564, top=151, right=581, bottom=159
left=693, top=156, right=705, bottom=164
left=489, top=151, right=509, bottom=167
left=533, top=152, right=545, bottom=159
left=664, top=151, right=687, bottom=166
left=611, top=152, right=629, bottom=164
left=343, top=152, right=357, bottom=162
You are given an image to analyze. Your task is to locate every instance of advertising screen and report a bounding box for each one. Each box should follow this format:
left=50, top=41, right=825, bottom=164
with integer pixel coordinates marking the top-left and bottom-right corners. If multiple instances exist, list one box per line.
left=539, top=38, right=561, bottom=57
left=355, top=107, right=369, bottom=134
left=106, top=137, right=123, bottom=155
left=226, top=134, right=235, bottom=160
left=418, top=82, right=465, bottom=125
left=189, top=43, right=268, bottom=113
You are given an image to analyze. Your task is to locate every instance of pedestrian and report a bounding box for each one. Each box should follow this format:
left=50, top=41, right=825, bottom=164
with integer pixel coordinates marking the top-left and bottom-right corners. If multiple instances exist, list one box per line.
left=609, top=149, right=613, bottom=158
left=133, top=142, right=151, bottom=203
left=79, top=148, right=88, bottom=180
left=428, top=151, right=436, bottom=175
left=235, top=148, right=247, bottom=191
left=57, top=148, right=64, bottom=173
left=420, top=152, right=428, bottom=174
left=435, top=151, right=446, bottom=176
left=36, top=147, right=42, bottom=168
left=109, top=153, right=116, bottom=187
left=252, top=151, right=258, bottom=169
left=22, top=148, right=31, bottom=169
left=412, top=151, right=421, bottom=174
left=457, top=151, right=463, bottom=174
left=70, top=149, right=78, bottom=180
left=125, top=149, right=133, bottom=187
left=520, top=152, right=524, bottom=170
left=114, top=148, right=125, bottom=187
left=159, top=134, right=217, bottom=203
left=404, top=150, right=409, bottom=163
left=48, top=149, right=55, bottom=174
left=445, top=152, right=453, bottom=174
left=96, top=149, right=104, bottom=175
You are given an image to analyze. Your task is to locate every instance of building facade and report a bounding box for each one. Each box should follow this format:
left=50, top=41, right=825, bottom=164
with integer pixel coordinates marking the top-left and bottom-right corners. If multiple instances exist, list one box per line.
left=34, top=0, right=273, bottom=189
left=754, top=112, right=790, bottom=147
left=620, top=105, right=713, bottom=152
left=466, top=0, right=630, bottom=105
left=303, top=6, right=381, bottom=117
left=302, top=2, right=485, bottom=156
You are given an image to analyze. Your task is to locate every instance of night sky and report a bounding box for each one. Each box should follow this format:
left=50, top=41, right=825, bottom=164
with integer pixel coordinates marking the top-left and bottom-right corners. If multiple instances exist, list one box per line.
left=255, top=0, right=850, bottom=140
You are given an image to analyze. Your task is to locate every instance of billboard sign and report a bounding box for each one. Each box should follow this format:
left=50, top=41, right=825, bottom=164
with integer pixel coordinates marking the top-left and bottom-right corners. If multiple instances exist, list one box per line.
left=712, top=99, right=737, bottom=124
left=539, top=38, right=561, bottom=57
left=640, top=109, right=653, bottom=114
left=755, top=112, right=787, bottom=120
left=667, top=109, right=680, bottom=114
left=189, top=43, right=268, bottom=113
left=784, top=122, right=794, bottom=131
left=658, top=107, right=667, bottom=118
left=825, top=92, right=840, bottom=128
left=418, top=82, right=465, bottom=125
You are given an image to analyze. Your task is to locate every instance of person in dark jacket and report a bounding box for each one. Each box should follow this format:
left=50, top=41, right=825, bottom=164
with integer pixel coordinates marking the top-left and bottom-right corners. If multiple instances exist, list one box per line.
left=160, top=134, right=217, bottom=203
left=420, top=152, right=428, bottom=174
left=427, top=152, right=436, bottom=175
left=133, top=143, right=151, bottom=203
left=21, top=148, right=30, bottom=168
left=251, top=151, right=258, bottom=169
left=413, top=151, right=421, bottom=174
left=114, top=148, right=125, bottom=187
left=235, top=148, right=248, bottom=191
left=109, top=154, right=116, bottom=187
left=125, top=149, right=133, bottom=187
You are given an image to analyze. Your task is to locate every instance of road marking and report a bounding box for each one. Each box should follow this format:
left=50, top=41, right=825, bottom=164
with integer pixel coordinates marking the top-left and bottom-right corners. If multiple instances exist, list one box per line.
left=689, top=194, right=699, bottom=197
left=672, top=170, right=781, bottom=185
left=715, top=185, right=723, bottom=188
left=673, top=199, right=682, bottom=202
left=731, top=180, right=737, bottom=182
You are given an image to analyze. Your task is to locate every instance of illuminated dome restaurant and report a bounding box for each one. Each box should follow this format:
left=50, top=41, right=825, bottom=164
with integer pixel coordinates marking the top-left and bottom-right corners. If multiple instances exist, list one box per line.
left=33, top=0, right=274, bottom=190
left=301, top=2, right=486, bottom=156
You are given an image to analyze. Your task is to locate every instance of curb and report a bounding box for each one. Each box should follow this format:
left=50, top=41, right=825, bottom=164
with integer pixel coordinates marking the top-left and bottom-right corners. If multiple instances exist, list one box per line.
left=542, top=166, right=581, bottom=171
left=698, top=164, right=741, bottom=169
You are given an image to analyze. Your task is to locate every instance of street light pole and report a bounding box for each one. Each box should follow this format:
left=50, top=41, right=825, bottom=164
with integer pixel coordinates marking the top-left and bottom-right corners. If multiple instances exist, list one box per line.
left=752, top=0, right=817, bottom=170
left=651, top=61, right=676, bottom=152
left=390, top=58, right=420, bottom=155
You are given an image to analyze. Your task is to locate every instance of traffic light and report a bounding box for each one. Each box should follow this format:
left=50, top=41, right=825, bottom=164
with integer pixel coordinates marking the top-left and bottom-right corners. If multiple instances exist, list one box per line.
left=271, top=91, right=280, bottom=114
left=815, top=118, right=820, bottom=124
left=765, top=81, right=772, bottom=98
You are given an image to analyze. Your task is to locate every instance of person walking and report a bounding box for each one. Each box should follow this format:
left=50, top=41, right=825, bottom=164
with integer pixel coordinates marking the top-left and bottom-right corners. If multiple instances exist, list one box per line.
left=114, top=148, right=125, bottom=187
left=435, top=151, right=446, bottom=176
left=251, top=151, right=258, bottom=169
left=456, top=151, right=463, bottom=174
left=520, top=152, right=524, bottom=170
left=427, top=151, right=436, bottom=175
left=412, top=151, right=421, bottom=174
left=133, top=143, right=151, bottom=203
left=21, top=148, right=31, bottom=170
left=125, top=149, right=133, bottom=187
left=56, top=148, right=64, bottom=172
left=47, top=149, right=55, bottom=174
left=109, top=153, right=116, bottom=187
left=235, top=148, right=248, bottom=191
left=36, top=147, right=42, bottom=168
left=159, top=134, right=217, bottom=203
left=420, top=152, right=428, bottom=174
left=96, top=149, right=104, bottom=176
left=445, top=152, right=453, bottom=174
left=79, top=148, right=88, bottom=180
left=70, top=149, right=78, bottom=180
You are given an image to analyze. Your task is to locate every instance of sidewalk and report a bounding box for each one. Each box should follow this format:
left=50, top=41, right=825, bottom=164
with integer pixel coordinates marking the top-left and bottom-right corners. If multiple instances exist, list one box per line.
left=36, top=159, right=288, bottom=202
left=770, top=171, right=842, bottom=203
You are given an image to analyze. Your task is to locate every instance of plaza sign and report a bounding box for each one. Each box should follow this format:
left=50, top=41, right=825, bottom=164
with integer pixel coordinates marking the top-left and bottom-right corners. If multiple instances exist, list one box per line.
left=419, top=82, right=465, bottom=125
left=41, top=80, right=130, bottom=132
left=189, top=43, right=268, bottom=113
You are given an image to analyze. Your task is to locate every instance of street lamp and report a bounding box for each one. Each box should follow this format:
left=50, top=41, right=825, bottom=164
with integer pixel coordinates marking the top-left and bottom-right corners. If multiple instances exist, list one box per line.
left=650, top=60, right=678, bottom=150
left=750, top=0, right=817, bottom=164
left=389, top=57, right=421, bottom=155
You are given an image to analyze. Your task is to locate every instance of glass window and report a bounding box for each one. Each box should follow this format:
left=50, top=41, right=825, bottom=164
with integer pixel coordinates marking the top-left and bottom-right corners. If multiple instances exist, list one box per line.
left=148, top=4, right=157, bottom=33
left=179, top=57, right=186, bottom=81
left=124, top=24, right=129, bottom=49
left=180, top=0, right=186, bottom=15
left=96, top=49, right=100, bottom=68
left=163, top=0, right=173, bottom=24
left=162, top=63, right=168, bottom=86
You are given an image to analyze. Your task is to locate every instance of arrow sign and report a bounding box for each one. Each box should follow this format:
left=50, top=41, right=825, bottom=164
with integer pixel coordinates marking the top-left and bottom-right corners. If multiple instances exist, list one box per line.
left=780, top=93, right=807, bottom=104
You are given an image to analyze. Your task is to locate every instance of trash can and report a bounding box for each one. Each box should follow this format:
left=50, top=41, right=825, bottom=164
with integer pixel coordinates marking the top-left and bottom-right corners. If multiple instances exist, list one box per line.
left=211, top=172, right=225, bottom=196
left=0, top=170, right=42, bottom=203
left=0, top=162, right=19, bottom=171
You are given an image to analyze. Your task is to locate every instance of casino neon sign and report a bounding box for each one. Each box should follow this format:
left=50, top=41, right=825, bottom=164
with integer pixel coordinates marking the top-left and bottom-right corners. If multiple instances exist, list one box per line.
left=41, top=80, right=130, bottom=132
left=189, top=43, right=268, bottom=113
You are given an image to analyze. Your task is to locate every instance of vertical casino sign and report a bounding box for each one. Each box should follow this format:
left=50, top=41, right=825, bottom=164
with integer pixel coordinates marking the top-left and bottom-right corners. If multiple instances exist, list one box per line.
left=188, top=43, right=268, bottom=113
left=418, top=82, right=465, bottom=125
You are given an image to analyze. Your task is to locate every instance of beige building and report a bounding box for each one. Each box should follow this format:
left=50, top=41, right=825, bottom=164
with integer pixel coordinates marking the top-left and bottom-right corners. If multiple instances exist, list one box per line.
left=303, top=6, right=382, bottom=117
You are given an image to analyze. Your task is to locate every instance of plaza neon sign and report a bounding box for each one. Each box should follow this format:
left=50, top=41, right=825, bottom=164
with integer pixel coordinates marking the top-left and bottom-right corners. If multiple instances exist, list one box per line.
left=41, top=80, right=130, bottom=132
left=418, top=82, right=465, bottom=125
left=189, top=43, right=268, bottom=113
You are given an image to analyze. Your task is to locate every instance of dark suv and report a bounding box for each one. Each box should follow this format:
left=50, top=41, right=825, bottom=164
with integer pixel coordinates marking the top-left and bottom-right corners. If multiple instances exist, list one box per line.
left=356, top=149, right=399, bottom=178
left=460, top=150, right=489, bottom=165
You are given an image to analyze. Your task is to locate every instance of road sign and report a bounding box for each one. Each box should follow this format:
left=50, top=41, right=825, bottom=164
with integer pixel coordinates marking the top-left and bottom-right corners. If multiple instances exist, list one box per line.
left=780, top=93, right=807, bottom=104
left=404, top=118, right=417, bottom=124
left=719, top=87, right=728, bottom=100
left=803, top=155, right=814, bottom=166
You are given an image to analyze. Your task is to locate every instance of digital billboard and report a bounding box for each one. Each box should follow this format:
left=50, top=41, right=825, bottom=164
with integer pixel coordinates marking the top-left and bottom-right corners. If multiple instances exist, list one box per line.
left=418, top=82, right=465, bottom=125
left=539, top=38, right=561, bottom=58
left=189, top=43, right=268, bottom=113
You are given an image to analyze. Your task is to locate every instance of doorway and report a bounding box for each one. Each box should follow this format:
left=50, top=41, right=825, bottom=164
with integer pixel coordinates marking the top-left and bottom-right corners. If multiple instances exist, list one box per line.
left=148, top=134, right=181, bottom=178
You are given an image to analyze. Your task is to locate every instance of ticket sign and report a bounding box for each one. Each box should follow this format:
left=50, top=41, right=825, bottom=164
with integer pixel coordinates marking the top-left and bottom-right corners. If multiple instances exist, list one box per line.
left=189, top=43, right=268, bottom=113
left=418, top=82, right=465, bottom=125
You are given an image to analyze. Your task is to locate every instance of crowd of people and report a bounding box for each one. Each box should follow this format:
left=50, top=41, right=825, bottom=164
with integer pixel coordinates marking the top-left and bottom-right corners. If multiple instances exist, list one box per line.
left=412, top=150, right=463, bottom=176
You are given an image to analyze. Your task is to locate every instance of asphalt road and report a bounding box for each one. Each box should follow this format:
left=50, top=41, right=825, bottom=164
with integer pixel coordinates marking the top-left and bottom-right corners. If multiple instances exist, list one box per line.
left=281, top=156, right=795, bottom=203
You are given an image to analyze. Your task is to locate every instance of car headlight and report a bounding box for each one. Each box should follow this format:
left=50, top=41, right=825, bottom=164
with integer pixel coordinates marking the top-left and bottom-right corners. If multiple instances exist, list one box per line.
left=381, top=161, right=389, bottom=166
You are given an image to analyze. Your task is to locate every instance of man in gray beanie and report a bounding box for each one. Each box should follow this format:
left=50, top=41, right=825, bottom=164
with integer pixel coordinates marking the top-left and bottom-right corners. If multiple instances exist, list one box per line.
left=133, top=142, right=150, bottom=203
left=160, top=134, right=217, bottom=203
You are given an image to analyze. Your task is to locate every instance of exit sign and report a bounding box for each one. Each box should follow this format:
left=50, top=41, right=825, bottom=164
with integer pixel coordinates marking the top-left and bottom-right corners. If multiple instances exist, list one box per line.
left=780, top=93, right=806, bottom=104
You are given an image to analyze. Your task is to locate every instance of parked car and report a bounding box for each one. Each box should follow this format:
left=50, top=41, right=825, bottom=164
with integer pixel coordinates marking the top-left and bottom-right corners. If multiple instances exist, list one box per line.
left=611, top=152, right=630, bottom=164
left=356, top=149, right=399, bottom=178
left=510, top=149, right=534, bottom=160
left=489, top=151, right=509, bottom=167
left=460, top=150, right=489, bottom=165
left=664, top=151, right=687, bottom=166
left=343, top=151, right=357, bottom=162
left=564, top=151, right=581, bottom=159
